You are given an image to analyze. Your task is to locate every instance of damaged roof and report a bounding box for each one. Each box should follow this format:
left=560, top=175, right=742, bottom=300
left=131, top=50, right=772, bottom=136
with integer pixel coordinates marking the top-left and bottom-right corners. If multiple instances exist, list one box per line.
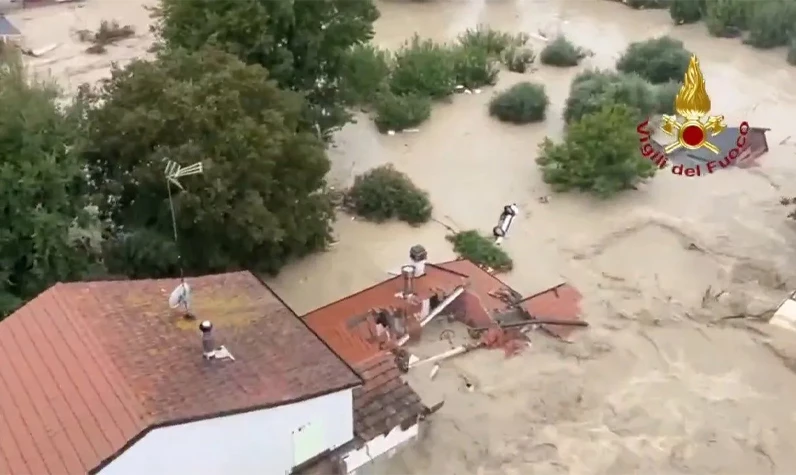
left=518, top=283, right=583, bottom=341
left=0, top=272, right=361, bottom=475
left=303, top=263, right=468, bottom=365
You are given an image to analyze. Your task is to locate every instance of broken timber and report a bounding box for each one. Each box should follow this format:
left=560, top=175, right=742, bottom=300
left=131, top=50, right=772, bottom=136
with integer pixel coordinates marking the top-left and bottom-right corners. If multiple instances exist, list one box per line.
left=467, top=318, right=589, bottom=337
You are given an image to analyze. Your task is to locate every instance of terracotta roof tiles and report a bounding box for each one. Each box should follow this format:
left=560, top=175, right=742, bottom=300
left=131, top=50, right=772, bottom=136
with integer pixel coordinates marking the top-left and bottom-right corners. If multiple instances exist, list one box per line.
left=0, top=271, right=361, bottom=475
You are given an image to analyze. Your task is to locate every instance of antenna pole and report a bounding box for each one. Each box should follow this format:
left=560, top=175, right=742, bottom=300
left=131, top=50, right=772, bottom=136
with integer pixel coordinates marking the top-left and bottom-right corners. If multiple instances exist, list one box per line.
left=166, top=178, right=185, bottom=284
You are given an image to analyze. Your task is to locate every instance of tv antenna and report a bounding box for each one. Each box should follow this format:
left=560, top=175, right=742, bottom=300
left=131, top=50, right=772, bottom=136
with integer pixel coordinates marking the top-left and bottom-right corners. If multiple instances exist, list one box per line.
left=164, top=159, right=204, bottom=317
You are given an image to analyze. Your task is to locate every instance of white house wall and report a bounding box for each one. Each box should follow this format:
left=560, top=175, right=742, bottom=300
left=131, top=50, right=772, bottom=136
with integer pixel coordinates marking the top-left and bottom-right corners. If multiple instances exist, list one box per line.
left=342, top=423, right=419, bottom=473
left=100, top=388, right=354, bottom=475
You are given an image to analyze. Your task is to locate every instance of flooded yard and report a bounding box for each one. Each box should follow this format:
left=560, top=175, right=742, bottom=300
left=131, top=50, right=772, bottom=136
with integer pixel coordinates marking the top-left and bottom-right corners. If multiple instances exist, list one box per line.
left=11, top=0, right=796, bottom=472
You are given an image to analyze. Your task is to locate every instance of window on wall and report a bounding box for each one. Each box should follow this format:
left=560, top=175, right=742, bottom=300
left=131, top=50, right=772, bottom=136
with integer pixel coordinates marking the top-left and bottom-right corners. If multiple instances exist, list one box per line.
left=292, top=422, right=325, bottom=468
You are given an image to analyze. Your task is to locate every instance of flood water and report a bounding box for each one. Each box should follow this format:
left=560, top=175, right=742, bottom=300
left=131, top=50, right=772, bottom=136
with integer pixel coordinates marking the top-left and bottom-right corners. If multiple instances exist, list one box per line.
left=269, top=1, right=796, bottom=473
left=13, top=0, right=796, bottom=472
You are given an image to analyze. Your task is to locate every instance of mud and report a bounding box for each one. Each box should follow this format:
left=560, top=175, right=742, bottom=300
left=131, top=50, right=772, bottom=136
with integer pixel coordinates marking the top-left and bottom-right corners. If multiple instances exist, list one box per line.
left=11, top=0, right=796, bottom=473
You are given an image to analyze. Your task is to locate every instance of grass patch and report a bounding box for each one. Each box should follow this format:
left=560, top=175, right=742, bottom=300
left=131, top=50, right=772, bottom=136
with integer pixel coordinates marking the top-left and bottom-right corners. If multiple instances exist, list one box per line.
left=447, top=230, right=513, bottom=272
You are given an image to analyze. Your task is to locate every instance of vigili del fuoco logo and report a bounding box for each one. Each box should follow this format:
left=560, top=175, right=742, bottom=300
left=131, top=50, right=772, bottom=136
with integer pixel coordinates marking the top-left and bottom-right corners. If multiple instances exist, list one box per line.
left=636, top=55, right=751, bottom=177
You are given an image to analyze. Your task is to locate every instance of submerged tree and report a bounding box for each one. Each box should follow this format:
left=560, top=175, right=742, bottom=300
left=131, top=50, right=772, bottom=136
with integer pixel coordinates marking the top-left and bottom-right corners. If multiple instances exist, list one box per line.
left=154, top=0, right=379, bottom=138
left=79, top=47, right=335, bottom=277
left=0, top=51, right=99, bottom=317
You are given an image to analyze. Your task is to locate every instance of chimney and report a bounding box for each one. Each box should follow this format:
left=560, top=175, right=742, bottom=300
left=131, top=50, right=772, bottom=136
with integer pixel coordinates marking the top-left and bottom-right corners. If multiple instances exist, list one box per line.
left=200, top=320, right=216, bottom=358
left=409, top=244, right=427, bottom=277
left=401, top=265, right=415, bottom=298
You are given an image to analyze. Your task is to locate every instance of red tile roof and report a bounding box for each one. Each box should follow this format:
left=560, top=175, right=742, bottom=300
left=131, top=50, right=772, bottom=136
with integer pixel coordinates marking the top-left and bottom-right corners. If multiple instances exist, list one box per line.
left=0, top=272, right=361, bottom=475
left=352, top=353, right=425, bottom=441
left=437, top=259, right=519, bottom=315
left=518, top=283, right=584, bottom=341
left=302, top=264, right=467, bottom=366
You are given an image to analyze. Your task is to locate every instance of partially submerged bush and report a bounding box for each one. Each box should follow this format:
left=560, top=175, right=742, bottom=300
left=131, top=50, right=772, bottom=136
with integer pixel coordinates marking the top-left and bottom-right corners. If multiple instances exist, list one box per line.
left=346, top=164, right=433, bottom=225
left=373, top=92, right=432, bottom=132
left=564, top=69, right=662, bottom=124
left=489, top=82, right=549, bottom=124
left=539, top=36, right=587, bottom=67
left=745, top=1, right=796, bottom=49
left=704, top=0, right=751, bottom=37
left=446, top=230, right=513, bottom=272
left=457, top=26, right=516, bottom=57
left=341, top=44, right=391, bottom=104
left=77, top=20, right=135, bottom=54
left=390, top=35, right=456, bottom=99
left=501, top=45, right=536, bottom=73
left=654, top=80, right=681, bottom=115
left=451, top=45, right=499, bottom=88
left=537, top=103, right=656, bottom=197
left=788, top=37, right=796, bottom=66
left=669, top=0, right=706, bottom=24
left=616, top=36, right=691, bottom=84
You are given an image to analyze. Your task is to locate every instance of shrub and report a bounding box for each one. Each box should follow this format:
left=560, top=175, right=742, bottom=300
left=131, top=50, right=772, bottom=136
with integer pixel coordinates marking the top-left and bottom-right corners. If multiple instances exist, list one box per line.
left=390, top=35, right=456, bottom=99
left=341, top=44, right=391, bottom=104
left=654, top=80, right=681, bottom=115
left=489, top=82, right=549, bottom=124
left=788, top=37, right=796, bottom=66
left=502, top=45, right=536, bottom=73
left=669, top=0, right=706, bottom=24
left=626, top=0, right=672, bottom=8
left=539, top=36, right=587, bottom=67
left=451, top=45, right=499, bottom=88
left=537, top=104, right=657, bottom=197
left=373, top=92, right=432, bottom=132
left=457, top=26, right=516, bottom=57
left=346, top=164, right=433, bottom=225
left=745, top=1, right=796, bottom=49
left=616, top=36, right=691, bottom=84
left=446, top=230, right=513, bottom=272
left=704, top=0, right=751, bottom=37
left=564, top=69, right=661, bottom=124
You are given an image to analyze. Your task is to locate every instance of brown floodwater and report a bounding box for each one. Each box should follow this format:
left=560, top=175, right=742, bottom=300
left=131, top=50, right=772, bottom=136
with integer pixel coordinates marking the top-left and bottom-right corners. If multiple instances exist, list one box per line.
left=12, top=0, right=796, bottom=472
left=271, top=1, right=796, bottom=473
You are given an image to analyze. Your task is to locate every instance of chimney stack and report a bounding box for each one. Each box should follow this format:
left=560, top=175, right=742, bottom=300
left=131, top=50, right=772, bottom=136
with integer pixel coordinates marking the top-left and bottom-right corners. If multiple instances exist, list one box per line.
left=401, top=265, right=415, bottom=298
left=200, top=320, right=216, bottom=358
left=409, top=244, right=427, bottom=277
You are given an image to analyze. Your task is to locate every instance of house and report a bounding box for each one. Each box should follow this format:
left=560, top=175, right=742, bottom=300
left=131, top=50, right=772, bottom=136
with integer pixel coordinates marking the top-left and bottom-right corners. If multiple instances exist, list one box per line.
left=652, top=125, right=771, bottom=170
left=299, top=246, right=585, bottom=473
left=0, top=271, right=364, bottom=475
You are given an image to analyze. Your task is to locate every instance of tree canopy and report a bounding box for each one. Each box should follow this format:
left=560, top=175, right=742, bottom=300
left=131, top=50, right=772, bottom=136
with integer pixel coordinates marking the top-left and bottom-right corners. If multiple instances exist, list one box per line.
left=537, top=103, right=656, bottom=197
left=154, top=0, right=379, bottom=138
left=79, top=47, right=335, bottom=277
left=0, top=51, right=99, bottom=316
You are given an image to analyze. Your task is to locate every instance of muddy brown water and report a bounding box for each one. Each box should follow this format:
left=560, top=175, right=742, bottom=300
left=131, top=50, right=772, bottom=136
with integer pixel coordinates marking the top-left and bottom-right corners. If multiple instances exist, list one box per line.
left=13, top=0, right=796, bottom=472
left=271, top=1, right=796, bottom=474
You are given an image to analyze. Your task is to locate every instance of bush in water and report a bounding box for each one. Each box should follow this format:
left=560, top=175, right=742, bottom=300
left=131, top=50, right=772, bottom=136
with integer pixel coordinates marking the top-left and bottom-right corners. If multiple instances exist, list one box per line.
left=451, top=44, right=500, bottom=89
left=340, top=44, right=391, bottom=105
left=501, top=45, right=536, bottom=73
left=346, top=164, right=433, bottom=225
left=745, top=1, right=796, bottom=49
left=539, top=36, right=587, bottom=67
left=788, top=37, right=796, bottom=66
left=669, top=0, right=706, bottom=24
left=390, top=35, right=456, bottom=99
left=655, top=80, right=681, bottom=115
left=704, top=0, right=751, bottom=37
left=537, top=103, right=657, bottom=197
left=447, top=230, right=513, bottom=272
left=373, top=92, right=432, bottom=132
left=625, top=0, right=672, bottom=8
left=489, top=82, right=549, bottom=124
left=616, top=36, right=692, bottom=84
left=564, top=69, right=663, bottom=124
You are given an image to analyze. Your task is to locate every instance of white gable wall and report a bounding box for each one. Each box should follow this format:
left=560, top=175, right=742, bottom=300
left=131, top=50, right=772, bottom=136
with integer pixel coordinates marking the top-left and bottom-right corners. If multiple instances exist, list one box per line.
left=100, top=388, right=354, bottom=475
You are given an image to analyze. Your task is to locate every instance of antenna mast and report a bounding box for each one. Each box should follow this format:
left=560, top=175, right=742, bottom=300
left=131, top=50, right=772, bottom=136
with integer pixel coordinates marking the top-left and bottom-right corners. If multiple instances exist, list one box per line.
left=164, top=159, right=204, bottom=314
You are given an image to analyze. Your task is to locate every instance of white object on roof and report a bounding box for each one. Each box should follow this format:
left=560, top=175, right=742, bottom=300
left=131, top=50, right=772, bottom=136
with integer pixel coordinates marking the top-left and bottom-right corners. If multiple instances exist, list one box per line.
left=168, top=282, right=192, bottom=309
left=770, top=292, right=796, bottom=333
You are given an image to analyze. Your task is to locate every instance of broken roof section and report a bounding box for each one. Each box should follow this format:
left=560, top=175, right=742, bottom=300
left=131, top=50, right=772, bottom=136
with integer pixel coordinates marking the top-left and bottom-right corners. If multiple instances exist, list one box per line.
left=651, top=125, right=771, bottom=169
left=0, top=271, right=361, bottom=475
left=0, top=16, right=20, bottom=38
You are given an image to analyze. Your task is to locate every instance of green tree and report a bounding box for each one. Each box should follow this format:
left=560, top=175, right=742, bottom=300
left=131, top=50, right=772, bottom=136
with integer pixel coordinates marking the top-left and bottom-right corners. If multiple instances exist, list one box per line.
left=346, top=165, right=433, bottom=225
left=79, top=47, right=335, bottom=277
left=536, top=104, right=656, bottom=197
left=0, top=51, right=99, bottom=317
left=616, top=36, right=692, bottom=84
left=154, top=0, right=379, bottom=138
